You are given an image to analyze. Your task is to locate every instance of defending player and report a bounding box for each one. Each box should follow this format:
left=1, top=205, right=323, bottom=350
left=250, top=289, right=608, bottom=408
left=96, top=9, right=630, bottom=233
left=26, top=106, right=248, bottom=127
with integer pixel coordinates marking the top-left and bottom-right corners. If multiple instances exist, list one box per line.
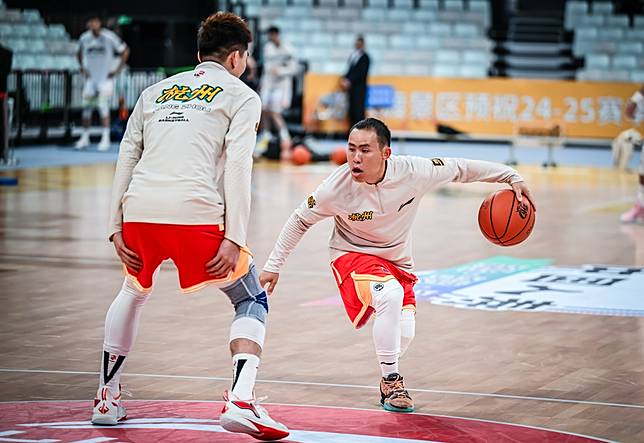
left=621, top=85, right=644, bottom=224
left=76, top=15, right=129, bottom=151
left=91, top=12, right=288, bottom=441
left=260, top=118, right=533, bottom=413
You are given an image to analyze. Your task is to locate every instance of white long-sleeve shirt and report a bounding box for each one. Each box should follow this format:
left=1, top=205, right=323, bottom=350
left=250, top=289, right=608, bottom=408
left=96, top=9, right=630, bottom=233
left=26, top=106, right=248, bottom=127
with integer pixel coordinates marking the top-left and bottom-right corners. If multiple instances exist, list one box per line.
left=78, top=29, right=127, bottom=83
left=264, top=156, right=524, bottom=272
left=108, top=61, right=262, bottom=247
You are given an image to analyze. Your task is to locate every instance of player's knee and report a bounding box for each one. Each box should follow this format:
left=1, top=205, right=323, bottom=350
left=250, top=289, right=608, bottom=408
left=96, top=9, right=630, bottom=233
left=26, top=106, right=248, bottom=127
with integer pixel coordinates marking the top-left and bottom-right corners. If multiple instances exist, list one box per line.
left=122, top=277, right=150, bottom=302
left=98, top=100, right=110, bottom=119
left=221, top=262, right=268, bottom=323
left=81, top=108, right=92, bottom=120
left=372, top=279, right=404, bottom=315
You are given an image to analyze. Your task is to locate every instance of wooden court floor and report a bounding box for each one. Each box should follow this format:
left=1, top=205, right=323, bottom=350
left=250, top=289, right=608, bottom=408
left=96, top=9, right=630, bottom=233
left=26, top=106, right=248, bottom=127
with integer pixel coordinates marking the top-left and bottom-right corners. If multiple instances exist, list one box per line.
left=1, top=160, right=644, bottom=442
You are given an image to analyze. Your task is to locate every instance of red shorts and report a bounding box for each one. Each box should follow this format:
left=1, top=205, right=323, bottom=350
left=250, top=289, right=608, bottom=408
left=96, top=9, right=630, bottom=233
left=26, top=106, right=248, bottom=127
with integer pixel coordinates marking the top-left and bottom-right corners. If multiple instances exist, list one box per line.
left=122, top=222, right=251, bottom=293
left=330, top=252, right=418, bottom=329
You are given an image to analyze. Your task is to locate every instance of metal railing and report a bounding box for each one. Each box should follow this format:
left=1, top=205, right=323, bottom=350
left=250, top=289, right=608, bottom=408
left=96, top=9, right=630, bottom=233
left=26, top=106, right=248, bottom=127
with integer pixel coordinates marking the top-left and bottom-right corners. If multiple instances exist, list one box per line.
left=7, top=68, right=166, bottom=145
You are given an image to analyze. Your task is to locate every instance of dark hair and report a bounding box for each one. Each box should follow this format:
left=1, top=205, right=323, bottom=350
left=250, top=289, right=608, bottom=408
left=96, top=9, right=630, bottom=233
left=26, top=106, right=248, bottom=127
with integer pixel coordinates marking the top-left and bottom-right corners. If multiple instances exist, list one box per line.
left=350, top=118, right=391, bottom=148
left=267, top=26, right=280, bottom=34
left=197, top=12, right=252, bottom=62
left=86, top=14, right=101, bottom=22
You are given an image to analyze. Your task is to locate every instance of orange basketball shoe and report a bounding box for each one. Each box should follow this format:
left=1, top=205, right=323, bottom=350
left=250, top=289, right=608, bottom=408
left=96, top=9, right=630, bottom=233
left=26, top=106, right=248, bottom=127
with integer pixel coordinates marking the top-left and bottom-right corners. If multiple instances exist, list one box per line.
left=220, top=391, right=289, bottom=441
left=380, top=373, right=414, bottom=413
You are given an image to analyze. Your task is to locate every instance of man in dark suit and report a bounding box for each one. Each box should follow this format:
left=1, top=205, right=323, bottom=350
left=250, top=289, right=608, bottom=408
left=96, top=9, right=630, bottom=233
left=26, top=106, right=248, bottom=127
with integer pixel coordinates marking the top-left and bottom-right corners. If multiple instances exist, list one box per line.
left=341, top=36, right=370, bottom=128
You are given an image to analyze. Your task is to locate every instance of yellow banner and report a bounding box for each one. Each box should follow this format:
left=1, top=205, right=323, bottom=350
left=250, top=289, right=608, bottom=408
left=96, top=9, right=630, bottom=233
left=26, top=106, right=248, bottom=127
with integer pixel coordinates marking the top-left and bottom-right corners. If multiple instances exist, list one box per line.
left=303, top=74, right=644, bottom=139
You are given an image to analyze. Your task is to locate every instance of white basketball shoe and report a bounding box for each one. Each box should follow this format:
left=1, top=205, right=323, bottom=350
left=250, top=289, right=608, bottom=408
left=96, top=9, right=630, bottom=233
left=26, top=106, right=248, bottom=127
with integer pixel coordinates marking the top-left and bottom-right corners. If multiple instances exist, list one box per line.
left=91, top=386, right=127, bottom=425
left=220, top=391, right=289, bottom=441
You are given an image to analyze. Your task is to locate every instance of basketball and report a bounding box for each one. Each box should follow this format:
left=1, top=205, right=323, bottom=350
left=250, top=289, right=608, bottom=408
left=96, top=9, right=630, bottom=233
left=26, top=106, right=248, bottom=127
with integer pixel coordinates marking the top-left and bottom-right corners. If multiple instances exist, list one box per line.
left=478, top=189, right=535, bottom=246
left=330, top=147, right=347, bottom=165
left=291, top=145, right=312, bottom=165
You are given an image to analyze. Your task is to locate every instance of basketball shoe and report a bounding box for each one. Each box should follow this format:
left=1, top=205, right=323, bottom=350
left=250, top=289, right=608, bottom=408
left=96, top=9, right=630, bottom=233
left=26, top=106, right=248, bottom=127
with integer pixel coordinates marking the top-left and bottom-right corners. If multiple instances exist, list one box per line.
left=620, top=202, right=644, bottom=224
left=220, top=391, right=289, bottom=441
left=380, top=373, right=414, bottom=412
left=91, top=386, right=127, bottom=425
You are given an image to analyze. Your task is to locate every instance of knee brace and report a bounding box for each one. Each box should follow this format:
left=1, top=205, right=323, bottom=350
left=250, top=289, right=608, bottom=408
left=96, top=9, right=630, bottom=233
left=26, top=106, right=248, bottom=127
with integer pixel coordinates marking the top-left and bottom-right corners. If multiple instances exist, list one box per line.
left=221, top=262, right=268, bottom=348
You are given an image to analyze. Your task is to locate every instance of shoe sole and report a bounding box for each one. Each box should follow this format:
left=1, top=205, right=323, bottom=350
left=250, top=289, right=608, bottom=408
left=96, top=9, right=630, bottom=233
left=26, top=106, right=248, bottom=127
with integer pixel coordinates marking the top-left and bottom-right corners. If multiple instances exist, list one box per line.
left=383, top=403, right=414, bottom=413
left=91, top=414, right=126, bottom=425
left=220, top=415, right=289, bottom=441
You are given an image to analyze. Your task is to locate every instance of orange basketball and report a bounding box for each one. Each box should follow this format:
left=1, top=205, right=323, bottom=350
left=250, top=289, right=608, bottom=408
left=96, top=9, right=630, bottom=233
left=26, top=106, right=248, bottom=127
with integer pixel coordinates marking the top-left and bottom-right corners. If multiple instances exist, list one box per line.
left=330, top=147, right=347, bottom=165
left=478, top=189, right=535, bottom=246
left=291, top=145, right=312, bottom=165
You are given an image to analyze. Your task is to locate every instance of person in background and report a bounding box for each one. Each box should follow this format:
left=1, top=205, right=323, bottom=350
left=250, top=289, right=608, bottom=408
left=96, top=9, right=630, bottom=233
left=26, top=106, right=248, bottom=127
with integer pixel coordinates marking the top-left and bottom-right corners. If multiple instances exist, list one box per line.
left=621, top=85, right=644, bottom=224
left=76, top=15, right=129, bottom=151
left=256, top=26, right=298, bottom=160
left=341, top=35, right=370, bottom=129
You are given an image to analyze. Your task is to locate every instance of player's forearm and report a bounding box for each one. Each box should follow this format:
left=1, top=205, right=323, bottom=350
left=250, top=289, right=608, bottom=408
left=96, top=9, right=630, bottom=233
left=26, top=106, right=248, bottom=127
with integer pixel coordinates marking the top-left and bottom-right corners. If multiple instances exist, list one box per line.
left=263, top=212, right=310, bottom=273
left=223, top=158, right=252, bottom=248
left=453, top=158, right=523, bottom=185
left=114, top=48, right=130, bottom=74
left=107, top=139, right=143, bottom=239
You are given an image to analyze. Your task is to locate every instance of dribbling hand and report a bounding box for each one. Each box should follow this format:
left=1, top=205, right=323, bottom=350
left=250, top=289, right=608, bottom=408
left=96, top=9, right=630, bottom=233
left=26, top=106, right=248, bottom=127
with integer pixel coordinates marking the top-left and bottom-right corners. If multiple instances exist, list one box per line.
left=510, top=181, right=536, bottom=211
left=259, top=271, right=279, bottom=296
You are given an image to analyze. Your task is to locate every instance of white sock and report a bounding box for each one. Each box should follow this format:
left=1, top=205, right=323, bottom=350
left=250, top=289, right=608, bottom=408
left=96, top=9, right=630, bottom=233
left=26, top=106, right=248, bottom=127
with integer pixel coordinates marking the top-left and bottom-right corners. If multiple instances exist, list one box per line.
left=231, top=353, right=260, bottom=400
left=100, top=278, right=149, bottom=392
left=101, top=127, right=110, bottom=142
left=400, top=309, right=416, bottom=357
left=637, top=184, right=644, bottom=206
left=378, top=355, right=399, bottom=377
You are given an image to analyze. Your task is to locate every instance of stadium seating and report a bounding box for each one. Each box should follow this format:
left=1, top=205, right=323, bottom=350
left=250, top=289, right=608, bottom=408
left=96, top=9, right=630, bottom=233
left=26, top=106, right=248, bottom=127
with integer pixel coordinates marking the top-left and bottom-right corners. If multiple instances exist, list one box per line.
left=251, top=0, right=493, bottom=78
left=567, top=1, right=644, bottom=82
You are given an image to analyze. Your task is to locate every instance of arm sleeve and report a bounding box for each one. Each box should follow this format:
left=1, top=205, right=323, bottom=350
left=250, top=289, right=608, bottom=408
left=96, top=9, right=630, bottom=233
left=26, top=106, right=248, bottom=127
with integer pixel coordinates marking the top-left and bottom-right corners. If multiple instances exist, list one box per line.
left=107, top=95, right=144, bottom=240
left=263, top=180, right=336, bottom=273
left=416, top=157, right=524, bottom=192
left=223, top=94, right=262, bottom=248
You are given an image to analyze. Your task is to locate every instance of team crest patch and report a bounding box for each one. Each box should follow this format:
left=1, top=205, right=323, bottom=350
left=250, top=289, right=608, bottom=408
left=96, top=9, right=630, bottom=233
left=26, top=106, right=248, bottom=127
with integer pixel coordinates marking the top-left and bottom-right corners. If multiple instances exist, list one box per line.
left=348, top=211, right=374, bottom=221
left=431, top=158, right=445, bottom=166
left=373, top=283, right=384, bottom=291
left=307, top=195, right=316, bottom=209
left=156, top=84, right=223, bottom=104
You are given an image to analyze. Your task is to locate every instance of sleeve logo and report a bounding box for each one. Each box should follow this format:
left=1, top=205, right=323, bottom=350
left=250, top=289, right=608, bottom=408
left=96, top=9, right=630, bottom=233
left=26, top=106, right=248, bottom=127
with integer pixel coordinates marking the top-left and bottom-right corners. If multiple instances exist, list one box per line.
left=431, top=158, right=445, bottom=166
left=307, top=195, right=316, bottom=208
left=156, top=84, right=224, bottom=104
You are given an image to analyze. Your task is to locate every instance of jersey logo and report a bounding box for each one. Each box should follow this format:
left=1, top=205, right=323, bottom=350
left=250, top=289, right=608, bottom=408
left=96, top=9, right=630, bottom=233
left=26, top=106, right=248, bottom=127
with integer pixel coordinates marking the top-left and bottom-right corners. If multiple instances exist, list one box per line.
left=348, top=211, right=373, bottom=222
left=156, top=84, right=223, bottom=104
left=431, top=158, right=445, bottom=166
left=398, top=197, right=415, bottom=212
left=307, top=195, right=316, bottom=209
left=193, top=70, right=205, bottom=77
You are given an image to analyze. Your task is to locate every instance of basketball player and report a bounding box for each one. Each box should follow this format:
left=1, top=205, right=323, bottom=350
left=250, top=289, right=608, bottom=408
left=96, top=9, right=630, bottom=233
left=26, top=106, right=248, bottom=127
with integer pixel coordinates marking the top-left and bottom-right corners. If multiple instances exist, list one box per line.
left=621, top=84, right=644, bottom=224
left=76, top=15, right=129, bottom=151
left=91, top=12, right=288, bottom=440
left=256, top=26, right=299, bottom=160
left=260, top=118, right=533, bottom=413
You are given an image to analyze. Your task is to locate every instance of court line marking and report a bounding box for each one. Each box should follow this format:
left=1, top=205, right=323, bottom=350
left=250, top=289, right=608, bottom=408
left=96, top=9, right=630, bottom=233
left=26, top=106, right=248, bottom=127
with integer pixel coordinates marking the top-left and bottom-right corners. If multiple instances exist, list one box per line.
left=1, top=368, right=643, bottom=411
left=0, top=399, right=616, bottom=443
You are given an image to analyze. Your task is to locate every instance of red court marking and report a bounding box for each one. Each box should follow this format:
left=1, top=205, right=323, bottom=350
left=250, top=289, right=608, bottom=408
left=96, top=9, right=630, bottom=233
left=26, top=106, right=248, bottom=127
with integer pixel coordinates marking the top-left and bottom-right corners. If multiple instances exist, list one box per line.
left=0, top=401, right=610, bottom=442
